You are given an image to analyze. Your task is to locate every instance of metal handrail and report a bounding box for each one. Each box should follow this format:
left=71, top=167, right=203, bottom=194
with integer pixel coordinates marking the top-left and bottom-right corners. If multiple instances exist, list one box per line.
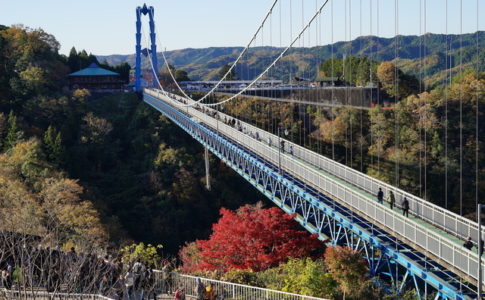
left=0, top=288, right=113, bottom=300
left=152, top=271, right=328, bottom=300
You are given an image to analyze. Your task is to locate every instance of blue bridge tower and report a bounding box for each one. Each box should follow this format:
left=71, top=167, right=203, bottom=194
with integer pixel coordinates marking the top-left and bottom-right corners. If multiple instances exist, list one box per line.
left=135, top=4, right=158, bottom=91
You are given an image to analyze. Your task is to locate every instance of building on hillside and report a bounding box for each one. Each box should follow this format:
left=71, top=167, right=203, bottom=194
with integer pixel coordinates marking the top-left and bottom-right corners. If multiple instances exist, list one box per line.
left=68, top=63, right=124, bottom=92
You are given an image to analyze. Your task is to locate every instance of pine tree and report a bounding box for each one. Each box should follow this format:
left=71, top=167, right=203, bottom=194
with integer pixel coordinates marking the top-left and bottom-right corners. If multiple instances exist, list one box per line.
left=3, top=111, right=23, bottom=151
left=53, top=131, right=64, bottom=164
left=43, top=125, right=64, bottom=164
left=67, top=47, right=79, bottom=72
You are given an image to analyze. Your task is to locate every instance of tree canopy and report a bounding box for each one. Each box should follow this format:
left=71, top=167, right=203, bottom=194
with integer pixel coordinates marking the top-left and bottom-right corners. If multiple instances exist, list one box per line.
left=218, top=64, right=237, bottom=80
left=179, top=204, right=321, bottom=272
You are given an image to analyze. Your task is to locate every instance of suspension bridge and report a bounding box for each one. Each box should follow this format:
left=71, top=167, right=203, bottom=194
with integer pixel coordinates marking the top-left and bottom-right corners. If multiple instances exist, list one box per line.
left=135, top=1, right=483, bottom=299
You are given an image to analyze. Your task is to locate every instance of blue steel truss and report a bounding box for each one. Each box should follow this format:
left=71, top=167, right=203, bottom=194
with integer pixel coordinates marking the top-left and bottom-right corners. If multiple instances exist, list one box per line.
left=143, top=93, right=477, bottom=300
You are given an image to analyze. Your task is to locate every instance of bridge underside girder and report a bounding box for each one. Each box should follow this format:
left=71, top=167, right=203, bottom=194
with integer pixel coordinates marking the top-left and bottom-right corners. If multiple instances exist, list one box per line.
left=144, top=93, right=477, bottom=300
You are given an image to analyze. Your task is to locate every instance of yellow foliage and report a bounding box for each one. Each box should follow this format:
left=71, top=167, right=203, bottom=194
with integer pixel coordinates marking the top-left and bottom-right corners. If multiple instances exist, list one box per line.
left=40, top=177, right=107, bottom=249
left=20, top=66, right=46, bottom=88
left=72, top=88, right=91, bottom=102
left=0, top=139, right=108, bottom=249
left=0, top=173, right=43, bottom=235
left=120, top=242, right=163, bottom=266
left=154, top=143, right=178, bottom=166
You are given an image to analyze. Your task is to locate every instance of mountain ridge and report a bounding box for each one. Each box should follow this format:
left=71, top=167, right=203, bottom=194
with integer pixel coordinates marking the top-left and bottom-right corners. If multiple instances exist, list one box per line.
left=97, top=31, right=484, bottom=86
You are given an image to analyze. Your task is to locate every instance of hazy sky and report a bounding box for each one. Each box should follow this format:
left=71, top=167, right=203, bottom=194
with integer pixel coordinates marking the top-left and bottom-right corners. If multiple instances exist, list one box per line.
left=0, top=0, right=482, bottom=56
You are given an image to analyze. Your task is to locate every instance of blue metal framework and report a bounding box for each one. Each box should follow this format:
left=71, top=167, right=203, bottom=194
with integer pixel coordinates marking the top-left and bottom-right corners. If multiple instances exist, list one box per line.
left=135, top=4, right=158, bottom=91
left=143, top=93, right=477, bottom=300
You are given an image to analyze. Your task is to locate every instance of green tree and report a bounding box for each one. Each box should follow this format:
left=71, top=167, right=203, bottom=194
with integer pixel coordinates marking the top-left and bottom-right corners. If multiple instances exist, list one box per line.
left=324, top=246, right=370, bottom=299
left=113, top=62, right=131, bottom=82
left=221, top=269, right=263, bottom=287
left=218, top=64, right=237, bottom=80
left=175, top=69, right=190, bottom=82
left=20, top=66, right=46, bottom=93
left=120, top=242, right=163, bottom=266
left=43, top=125, right=64, bottom=164
left=3, top=111, right=23, bottom=151
left=0, top=113, right=7, bottom=149
left=67, top=46, right=80, bottom=71
left=368, top=105, right=393, bottom=158
left=261, top=258, right=339, bottom=299
left=319, top=56, right=378, bottom=86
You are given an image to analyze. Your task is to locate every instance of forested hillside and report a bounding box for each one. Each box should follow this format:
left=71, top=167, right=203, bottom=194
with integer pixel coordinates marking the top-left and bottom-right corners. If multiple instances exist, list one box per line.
left=0, top=24, right=264, bottom=253
left=1, top=23, right=484, bottom=253
left=99, top=31, right=484, bottom=86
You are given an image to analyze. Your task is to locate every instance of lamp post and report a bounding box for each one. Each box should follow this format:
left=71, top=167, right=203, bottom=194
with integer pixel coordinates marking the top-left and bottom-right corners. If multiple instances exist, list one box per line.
left=479, top=204, right=484, bottom=298
left=277, top=127, right=289, bottom=174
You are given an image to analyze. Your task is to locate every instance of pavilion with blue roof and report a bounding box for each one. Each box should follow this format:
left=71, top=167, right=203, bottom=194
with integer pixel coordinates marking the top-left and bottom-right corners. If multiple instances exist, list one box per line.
left=68, top=63, right=124, bottom=92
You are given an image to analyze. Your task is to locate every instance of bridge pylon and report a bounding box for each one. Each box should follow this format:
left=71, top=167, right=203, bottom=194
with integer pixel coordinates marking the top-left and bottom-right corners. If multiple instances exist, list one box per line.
left=135, top=4, right=158, bottom=91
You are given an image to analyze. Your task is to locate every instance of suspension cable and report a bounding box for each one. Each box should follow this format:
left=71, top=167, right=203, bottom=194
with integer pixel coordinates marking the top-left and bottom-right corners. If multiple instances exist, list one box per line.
left=154, top=0, right=279, bottom=105
left=190, top=0, right=331, bottom=107
left=445, top=0, right=448, bottom=209
left=148, top=0, right=330, bottom=108
left=475, top=0, right=479, bottom=218
left=459, top=0, right=463, bottom=215
left=142, top=25, right=166, bottom=93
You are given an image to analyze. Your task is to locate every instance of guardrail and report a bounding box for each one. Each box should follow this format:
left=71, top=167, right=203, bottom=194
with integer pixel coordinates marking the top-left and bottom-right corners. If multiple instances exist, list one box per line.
left=149, top=88, right=481, bottom=244
left=0, top=288, right=113, bottom=300
left=152, top=271, right=328, bottom=300
left=144, top=88, right=484, bottom=287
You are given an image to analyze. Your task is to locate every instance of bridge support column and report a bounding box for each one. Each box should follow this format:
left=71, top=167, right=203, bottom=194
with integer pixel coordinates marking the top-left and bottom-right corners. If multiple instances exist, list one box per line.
left=205, top=147, right=211, bottom=191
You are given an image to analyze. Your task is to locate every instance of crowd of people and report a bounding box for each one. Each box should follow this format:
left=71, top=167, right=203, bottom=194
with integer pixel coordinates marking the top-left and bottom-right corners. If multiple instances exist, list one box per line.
left=170, top=91, right=298, bottom=157
left=0, top=235, right=231, bottom=300
left=0, top=238, right=162, bottom=300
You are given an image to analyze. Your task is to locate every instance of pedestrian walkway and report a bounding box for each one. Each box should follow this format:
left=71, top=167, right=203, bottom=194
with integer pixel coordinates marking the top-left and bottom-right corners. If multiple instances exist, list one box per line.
left=277, top=145, right=470, bottom=251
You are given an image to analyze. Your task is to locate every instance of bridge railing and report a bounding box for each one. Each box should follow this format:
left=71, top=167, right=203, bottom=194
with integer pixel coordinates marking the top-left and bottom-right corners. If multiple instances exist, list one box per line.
left=144, top=89, right=485, bottom=287
left=0, top=288, right=113, bottom=300
left=150, top=89, right=480, bottom=244
left=152, top=271, right=328, bottom=300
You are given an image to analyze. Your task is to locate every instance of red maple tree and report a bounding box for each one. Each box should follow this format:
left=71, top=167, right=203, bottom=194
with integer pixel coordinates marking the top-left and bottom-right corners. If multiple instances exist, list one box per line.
left=180, top=204, right=321, bottom=272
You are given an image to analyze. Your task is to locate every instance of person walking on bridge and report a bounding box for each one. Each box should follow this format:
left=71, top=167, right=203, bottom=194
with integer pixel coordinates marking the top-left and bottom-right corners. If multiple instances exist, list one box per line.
left=463, top=237, right=473, bottom=250
left=377, top=188, right=384, bottom=204
left=402, top=197, right=410, bottom=217
left=388, top=191, right=395, bottom=210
